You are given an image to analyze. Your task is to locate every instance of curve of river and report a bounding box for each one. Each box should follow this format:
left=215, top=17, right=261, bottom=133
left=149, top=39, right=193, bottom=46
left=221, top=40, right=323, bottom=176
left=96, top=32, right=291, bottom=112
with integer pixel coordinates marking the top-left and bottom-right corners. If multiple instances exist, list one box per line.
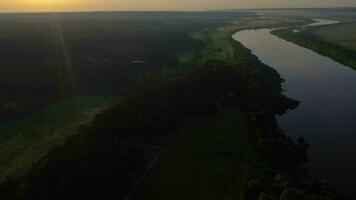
left=233, top=19, right=356, bottom=196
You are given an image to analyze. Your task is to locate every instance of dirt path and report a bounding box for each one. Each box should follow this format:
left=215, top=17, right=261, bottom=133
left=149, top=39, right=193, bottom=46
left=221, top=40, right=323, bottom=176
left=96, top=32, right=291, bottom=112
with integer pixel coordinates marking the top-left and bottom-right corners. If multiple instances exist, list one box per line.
left=123, top=145, right=168, bottom=200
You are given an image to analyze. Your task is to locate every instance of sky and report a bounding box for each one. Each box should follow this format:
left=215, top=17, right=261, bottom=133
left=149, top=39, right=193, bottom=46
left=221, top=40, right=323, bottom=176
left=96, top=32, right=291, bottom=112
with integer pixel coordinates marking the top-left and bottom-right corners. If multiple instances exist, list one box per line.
left=1, top=0, right=356, bottom=12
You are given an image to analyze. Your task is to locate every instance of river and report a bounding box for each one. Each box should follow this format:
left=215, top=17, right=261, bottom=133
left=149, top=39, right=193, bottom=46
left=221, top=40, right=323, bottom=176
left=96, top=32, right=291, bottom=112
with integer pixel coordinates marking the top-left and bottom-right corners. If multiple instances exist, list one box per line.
left=233, top=19, right=356, bottom=196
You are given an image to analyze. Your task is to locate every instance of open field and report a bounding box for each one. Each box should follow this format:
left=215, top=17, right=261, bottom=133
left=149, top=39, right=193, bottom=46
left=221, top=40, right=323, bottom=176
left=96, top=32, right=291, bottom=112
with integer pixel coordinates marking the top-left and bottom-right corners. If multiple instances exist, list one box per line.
left=134, top=109, right=251, bottom=200
left=0, top=95, right=118, bottom=179
left=313, top=23, right=356, bottom=51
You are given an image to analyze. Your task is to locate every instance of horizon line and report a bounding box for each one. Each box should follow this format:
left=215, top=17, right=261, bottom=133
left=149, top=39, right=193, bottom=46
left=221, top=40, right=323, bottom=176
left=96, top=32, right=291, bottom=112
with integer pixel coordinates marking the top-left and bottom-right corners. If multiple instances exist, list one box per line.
left=0, top=6, right=356, bottom=15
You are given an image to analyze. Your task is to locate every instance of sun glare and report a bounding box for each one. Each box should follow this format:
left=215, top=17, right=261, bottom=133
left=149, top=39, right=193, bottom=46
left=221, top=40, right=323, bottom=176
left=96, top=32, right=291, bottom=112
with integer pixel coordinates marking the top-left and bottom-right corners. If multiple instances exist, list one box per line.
left=10, top=0, right=88, bottom=12
left=23, top=0, right=52, bottom=9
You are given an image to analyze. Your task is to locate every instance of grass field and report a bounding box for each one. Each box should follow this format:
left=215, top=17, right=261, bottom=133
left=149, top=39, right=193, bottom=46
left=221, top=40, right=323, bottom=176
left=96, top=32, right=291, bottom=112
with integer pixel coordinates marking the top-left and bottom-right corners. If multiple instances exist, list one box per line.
left=0, top=95, right=119, bottom=180
left=313, top=23, right=356, bottom=51
left=133, top=109, right=251, bottom=200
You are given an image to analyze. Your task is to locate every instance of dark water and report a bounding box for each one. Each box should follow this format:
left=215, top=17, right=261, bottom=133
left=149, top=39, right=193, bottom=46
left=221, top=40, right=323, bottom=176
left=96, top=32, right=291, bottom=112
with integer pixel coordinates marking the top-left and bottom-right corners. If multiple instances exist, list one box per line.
left=233, top=22, right=356, bottom=196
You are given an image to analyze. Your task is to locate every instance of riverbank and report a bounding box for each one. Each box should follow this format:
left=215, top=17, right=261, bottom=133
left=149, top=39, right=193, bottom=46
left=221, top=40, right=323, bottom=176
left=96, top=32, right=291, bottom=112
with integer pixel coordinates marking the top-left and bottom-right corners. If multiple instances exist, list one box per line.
left=272, top=25, right=356, bottom=71
left=190, top=16, right=312, bottom=65
left=234, top=20, right=356, bottom=198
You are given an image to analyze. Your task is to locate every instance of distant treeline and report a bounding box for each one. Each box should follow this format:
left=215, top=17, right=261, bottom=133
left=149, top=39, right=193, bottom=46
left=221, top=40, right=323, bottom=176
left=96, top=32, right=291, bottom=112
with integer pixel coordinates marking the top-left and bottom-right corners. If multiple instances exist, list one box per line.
left=0, top=15, right=208, bottom=122
left=0, top=53, right=344, bottom=199
left=272, top=27, right=356, bottom=71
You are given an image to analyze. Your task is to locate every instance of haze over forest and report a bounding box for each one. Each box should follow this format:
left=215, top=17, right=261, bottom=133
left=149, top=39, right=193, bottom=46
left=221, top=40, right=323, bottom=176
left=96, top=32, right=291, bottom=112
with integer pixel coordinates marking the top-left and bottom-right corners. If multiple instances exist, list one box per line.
left=1, top=0, right=356, bottom=12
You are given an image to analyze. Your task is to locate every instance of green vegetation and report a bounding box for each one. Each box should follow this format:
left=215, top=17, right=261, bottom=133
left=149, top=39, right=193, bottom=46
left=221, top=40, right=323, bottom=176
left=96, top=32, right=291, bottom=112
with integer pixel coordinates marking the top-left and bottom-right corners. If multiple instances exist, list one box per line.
left=0, top=13, right=345, bottom=200
left=134, top=110, right=250, bottom=199
left=0, top=95, right=118, bottom=180
left=0, top=12, right=226, bottom=184
left=0, top=57, right=302, bottom=199
left=272, top=26, right=356, bottom=70
left=191, top=16, right=310, bottom=65
left=0, top=12, right=206, bottom=121
left=313, top=23, right=356, bottom=51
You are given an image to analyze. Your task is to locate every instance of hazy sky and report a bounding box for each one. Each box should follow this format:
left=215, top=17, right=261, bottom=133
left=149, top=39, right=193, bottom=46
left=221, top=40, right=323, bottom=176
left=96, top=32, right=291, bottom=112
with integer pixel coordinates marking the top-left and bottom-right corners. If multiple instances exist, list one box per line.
left=1, top=0, right=356, bottom=12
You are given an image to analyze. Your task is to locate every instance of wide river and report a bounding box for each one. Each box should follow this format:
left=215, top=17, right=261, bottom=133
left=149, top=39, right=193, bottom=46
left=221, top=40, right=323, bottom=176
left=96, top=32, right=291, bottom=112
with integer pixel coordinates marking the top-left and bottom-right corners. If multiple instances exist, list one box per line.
left=233, top=20, right=356, bottom=196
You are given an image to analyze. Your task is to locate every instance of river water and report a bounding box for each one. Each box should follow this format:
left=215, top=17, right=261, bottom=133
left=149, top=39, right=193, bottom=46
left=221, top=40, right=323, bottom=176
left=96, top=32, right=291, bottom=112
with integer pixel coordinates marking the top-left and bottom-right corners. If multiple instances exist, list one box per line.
left=233, top=19, right=356, bottom=196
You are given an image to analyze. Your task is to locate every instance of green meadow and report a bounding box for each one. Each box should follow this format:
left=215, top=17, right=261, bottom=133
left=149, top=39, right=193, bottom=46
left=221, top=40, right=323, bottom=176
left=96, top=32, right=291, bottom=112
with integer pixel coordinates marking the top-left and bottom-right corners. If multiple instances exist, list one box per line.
left=0, top=95, right=119, bottom=179
left=313, top=23, right=356, bottom=51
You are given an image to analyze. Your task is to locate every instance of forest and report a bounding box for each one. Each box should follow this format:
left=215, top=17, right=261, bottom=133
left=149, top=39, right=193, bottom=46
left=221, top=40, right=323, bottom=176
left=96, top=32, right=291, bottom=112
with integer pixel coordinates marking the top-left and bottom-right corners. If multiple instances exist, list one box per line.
left=0, top=40, right=344, bottom=200
left=0, top=11, right=348, bottom=200
left=1, top=11, right=245, bottom=122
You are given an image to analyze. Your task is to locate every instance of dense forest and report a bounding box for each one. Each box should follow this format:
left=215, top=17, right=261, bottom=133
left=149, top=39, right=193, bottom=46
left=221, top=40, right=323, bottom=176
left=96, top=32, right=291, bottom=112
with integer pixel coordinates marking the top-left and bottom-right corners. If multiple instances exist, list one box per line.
left=0, top=47, right=344, bottom=199
left=0, top=18, right=201, bottom=122
left=0, top=12, right=258, bottom=122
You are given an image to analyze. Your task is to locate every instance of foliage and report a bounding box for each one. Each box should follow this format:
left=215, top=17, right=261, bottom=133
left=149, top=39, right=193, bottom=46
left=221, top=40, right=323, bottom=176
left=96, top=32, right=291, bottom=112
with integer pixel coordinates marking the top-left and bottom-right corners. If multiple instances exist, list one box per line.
left=0, top=13, right=205, bottom=121
left=0, top=56, right=300, bottom=199
left=0, top=13, right=345, bottom=200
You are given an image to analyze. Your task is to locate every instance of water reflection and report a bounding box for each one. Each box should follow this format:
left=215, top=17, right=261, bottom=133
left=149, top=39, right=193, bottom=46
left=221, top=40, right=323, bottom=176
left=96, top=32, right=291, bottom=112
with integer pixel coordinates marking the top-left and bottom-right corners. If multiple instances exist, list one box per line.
left=233, top=21, right=356, bottom=196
